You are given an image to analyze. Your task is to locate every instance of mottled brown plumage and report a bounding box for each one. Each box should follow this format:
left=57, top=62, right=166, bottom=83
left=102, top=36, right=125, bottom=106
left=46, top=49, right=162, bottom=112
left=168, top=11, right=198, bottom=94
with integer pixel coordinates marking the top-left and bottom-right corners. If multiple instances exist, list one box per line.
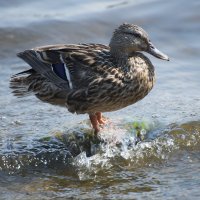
left=10, top=23, right=169, bottom=134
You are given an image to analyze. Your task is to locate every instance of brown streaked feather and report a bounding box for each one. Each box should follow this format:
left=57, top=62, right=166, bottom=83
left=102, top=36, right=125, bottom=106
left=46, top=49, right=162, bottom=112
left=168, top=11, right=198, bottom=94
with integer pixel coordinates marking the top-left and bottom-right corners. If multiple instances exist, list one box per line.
left=17, top=50, right=69, bottom=90
left=11, top=44, right=155, bottom=114
left=10, top=70, right=67, bottom=106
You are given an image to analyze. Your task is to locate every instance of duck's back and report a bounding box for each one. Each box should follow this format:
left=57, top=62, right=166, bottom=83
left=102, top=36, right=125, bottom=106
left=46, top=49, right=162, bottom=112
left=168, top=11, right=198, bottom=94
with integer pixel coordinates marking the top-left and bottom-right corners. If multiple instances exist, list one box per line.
left=10, top=43, right=113, bottom=108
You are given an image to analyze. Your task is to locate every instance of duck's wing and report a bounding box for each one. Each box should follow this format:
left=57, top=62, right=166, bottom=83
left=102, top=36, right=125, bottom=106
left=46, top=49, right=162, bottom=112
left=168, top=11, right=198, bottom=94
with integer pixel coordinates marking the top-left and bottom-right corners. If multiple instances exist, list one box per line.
left=17, top=44, right=110, bottom=91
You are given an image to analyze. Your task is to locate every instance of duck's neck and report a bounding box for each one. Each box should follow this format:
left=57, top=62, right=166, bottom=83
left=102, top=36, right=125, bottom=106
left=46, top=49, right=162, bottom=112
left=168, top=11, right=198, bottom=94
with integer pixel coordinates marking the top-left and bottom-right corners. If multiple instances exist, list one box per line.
left=110, top=46, right=130, bottom=66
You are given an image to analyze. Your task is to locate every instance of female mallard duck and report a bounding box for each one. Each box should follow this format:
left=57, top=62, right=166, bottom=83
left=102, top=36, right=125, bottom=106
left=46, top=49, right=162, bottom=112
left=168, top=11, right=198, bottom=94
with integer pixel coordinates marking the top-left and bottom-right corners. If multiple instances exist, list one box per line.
left=10, top=23, right=169, bottom=134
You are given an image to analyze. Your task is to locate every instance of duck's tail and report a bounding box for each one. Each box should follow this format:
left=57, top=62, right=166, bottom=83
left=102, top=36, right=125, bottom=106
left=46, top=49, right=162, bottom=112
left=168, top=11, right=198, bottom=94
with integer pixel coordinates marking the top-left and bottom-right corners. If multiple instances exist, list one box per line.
left=10, top=69, right=35, bottom=97
left=10, top=68, right=67, bottom=106
left=10, top=50, right=69, bottom=106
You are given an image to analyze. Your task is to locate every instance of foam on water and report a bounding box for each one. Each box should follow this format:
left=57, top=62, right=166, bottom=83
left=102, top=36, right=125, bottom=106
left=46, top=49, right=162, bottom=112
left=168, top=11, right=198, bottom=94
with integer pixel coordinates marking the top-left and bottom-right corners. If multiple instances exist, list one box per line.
left=67, top=120, right=200, bottom=180
left=0, top=119, right=200, bottom=177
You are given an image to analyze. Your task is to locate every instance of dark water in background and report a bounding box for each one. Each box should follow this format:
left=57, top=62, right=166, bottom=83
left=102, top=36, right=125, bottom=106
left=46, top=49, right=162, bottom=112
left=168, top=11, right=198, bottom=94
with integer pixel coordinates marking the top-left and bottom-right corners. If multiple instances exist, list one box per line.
left=0, top=0, right=200, bottom=199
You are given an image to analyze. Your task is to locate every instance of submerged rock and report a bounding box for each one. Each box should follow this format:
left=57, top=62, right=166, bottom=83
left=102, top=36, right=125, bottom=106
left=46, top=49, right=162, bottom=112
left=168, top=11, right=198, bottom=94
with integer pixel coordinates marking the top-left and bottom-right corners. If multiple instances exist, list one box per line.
left=39, top=119, right=152, bottom=157
left=0, top=119, right=158, bottom=173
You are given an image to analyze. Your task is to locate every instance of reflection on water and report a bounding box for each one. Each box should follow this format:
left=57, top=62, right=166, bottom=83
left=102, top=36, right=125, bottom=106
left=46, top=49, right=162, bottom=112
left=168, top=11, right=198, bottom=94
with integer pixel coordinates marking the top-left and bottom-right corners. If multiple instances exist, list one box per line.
left=0, top=0, right=200, bottom=199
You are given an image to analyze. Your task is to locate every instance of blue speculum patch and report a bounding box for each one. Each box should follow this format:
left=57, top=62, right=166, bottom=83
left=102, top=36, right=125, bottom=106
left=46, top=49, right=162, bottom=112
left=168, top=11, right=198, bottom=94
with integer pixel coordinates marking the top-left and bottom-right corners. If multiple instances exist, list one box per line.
left=52, top=63, right=68, bottom=81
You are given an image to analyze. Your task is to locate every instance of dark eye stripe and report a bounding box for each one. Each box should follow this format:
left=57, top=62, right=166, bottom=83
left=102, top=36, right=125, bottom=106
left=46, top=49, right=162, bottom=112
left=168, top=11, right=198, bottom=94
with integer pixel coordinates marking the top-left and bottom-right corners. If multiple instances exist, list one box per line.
left=125, top=32, right=141, bottom=38
left=133, top=33, right=141, bottom=38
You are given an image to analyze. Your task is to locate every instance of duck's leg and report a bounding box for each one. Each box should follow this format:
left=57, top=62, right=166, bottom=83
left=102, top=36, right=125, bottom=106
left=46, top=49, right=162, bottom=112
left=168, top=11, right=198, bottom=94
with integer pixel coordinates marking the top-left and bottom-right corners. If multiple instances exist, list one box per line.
left=89, top=114, right=100, bottom=134
left=95, top=112, right=106, bottom=125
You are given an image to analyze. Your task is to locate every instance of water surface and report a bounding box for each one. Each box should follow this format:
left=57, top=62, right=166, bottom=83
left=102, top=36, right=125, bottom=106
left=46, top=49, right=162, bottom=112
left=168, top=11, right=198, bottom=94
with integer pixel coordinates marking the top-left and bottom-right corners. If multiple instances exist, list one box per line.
left=0, top=0, right=200, bottom=199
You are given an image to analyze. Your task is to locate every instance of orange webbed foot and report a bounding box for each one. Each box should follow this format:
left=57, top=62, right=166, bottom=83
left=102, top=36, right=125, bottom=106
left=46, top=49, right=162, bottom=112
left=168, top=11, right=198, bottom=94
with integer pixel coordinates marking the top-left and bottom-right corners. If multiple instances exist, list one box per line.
left=96, top=112, right=107, bottom=125
left=89, top=114, right=100, bottom=134
left=89, top=112, right=107, bottom=134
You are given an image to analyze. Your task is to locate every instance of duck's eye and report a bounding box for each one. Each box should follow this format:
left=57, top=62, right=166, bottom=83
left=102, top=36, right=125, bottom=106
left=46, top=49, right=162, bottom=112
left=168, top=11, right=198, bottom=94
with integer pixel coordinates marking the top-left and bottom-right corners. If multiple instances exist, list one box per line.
left=125, top=32, right=141, bottom=38
left=133, top=33, right=141, bottom=38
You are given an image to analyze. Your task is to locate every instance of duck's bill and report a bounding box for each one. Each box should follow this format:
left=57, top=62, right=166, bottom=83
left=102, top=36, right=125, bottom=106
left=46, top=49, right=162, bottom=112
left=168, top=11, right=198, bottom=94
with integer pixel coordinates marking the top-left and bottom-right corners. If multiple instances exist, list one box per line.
left=147, top=42, right=169, bottom=61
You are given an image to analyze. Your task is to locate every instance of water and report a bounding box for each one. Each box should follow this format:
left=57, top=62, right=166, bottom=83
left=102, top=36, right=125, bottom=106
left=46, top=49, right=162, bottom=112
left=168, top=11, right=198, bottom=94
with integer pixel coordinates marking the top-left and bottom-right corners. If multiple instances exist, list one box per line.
left=0, top=0, right=200, bottom=199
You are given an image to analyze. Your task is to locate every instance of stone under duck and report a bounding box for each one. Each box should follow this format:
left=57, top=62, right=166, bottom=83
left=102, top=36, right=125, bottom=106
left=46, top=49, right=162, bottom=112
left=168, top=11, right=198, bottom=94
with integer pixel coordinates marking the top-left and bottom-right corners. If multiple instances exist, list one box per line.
left=10, top=23, right=169, bottom=134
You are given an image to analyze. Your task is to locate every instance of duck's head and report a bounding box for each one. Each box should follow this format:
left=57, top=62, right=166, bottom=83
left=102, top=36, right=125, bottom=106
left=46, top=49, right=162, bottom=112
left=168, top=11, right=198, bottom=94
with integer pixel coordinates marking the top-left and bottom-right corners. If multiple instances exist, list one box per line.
left=109, top=23, right=169, bottom=61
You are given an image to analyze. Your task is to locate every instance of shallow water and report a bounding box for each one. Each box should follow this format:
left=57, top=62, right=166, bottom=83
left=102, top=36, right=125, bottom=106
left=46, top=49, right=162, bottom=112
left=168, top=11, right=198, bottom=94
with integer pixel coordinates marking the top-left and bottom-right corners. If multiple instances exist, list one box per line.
left=0, top=0, right=200, bottom=199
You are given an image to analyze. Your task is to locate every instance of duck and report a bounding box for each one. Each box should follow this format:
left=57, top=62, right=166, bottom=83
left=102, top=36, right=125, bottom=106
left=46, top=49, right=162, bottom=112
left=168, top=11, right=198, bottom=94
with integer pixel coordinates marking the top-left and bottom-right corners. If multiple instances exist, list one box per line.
left=10, top=23, right=169, bottom=134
